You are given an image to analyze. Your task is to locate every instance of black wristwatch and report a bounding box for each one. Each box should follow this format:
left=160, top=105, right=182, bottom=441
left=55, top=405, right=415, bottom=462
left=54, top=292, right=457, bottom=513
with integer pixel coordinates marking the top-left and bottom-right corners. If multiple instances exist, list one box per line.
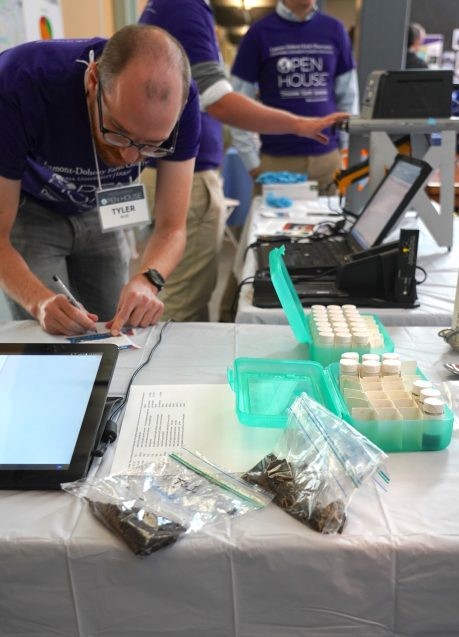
left=143, top=268, right=165, bottom=292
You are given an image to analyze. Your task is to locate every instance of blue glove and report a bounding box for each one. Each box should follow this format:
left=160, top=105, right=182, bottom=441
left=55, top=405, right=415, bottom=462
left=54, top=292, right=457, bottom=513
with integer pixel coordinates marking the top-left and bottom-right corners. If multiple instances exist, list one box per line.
left=256, top=171, right=307, bottom=184
left=265, top=192, right=293, bottom=208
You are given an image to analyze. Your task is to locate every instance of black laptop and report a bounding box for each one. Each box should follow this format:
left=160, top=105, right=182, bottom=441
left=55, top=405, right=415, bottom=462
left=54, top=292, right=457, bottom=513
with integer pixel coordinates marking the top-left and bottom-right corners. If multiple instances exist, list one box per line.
left=256, top=154, right=432, bottom=275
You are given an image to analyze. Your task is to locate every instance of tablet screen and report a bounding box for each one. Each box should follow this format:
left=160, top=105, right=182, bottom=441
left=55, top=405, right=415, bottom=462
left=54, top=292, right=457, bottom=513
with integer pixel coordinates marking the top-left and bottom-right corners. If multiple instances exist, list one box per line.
left=0, top=343, right=119, bottom=489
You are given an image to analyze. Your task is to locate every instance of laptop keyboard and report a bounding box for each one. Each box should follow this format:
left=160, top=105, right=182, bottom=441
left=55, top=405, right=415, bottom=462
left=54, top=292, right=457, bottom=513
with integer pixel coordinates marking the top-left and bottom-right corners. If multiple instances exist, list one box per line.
left=282, top=240, right=351, bottom=269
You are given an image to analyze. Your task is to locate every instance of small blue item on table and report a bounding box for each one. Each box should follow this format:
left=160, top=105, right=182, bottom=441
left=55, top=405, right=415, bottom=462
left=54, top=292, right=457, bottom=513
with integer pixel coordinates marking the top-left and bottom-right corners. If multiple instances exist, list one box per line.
left=265, top=192, right=293, bottom=208
left=256, top=171, right=308, bottom=184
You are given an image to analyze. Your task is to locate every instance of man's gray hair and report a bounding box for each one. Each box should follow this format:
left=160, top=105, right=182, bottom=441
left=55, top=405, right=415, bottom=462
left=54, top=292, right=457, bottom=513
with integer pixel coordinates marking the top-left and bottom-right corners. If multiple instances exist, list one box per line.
left=98, top=24, right=191, bottom=106
left=407, top=22, right=426, bottom=49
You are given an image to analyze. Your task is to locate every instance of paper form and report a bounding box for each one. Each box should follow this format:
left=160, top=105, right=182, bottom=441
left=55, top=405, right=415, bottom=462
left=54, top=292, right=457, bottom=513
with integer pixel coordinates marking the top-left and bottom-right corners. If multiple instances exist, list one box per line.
left=110, top=384, right=282, bottom=474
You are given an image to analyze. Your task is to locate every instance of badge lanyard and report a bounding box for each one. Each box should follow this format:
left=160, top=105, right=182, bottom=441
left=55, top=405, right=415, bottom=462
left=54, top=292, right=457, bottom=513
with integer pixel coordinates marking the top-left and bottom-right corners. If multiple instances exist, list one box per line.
left=91, top=136, right=151, bottom=233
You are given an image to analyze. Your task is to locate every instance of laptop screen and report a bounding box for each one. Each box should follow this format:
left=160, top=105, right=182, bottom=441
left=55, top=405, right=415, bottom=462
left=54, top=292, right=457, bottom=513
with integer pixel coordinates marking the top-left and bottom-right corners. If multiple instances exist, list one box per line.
left=350, top=157, right=428, bottom=250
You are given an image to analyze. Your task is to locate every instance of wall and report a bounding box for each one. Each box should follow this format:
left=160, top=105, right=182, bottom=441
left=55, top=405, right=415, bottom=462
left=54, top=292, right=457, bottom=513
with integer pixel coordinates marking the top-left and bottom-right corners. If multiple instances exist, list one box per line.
left=326, top=0, right=357, bottom=30
left=60, top=0, right=114, bottom=38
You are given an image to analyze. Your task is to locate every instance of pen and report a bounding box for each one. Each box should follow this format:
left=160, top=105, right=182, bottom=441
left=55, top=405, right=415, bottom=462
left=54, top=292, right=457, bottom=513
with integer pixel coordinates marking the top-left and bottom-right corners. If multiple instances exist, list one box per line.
left=307, top=212, right=342, bottom=217
left=52, top=275, right=81, bottom=309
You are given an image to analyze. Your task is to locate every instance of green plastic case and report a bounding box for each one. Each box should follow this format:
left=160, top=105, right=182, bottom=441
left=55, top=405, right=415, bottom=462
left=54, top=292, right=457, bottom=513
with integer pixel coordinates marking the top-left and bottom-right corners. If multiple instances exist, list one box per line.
left=227, top=357, right=341, bottom=428
left=268, top=245, right=394, bottom=364
left=327, top=362, right=454, bottom=452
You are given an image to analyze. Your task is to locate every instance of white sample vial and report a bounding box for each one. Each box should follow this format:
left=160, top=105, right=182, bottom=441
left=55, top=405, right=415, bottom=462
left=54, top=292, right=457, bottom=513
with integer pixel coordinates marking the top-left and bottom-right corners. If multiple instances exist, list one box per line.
left=330, top=320, right=348, bottom=331
left=360, top=359, right=381, bottom=378
left=381, top=359, right=402, bottom=376
left=381, top=352, right=401, bottom=361
left=317, top=330, right=334, bottom=346
left=312, top=319, right=332, bottom=331
left=421, top=397, right=445, bottom=417
left=352, top=332, right=370, bottom=347
left=362, top=353, right=380, bottom=362
left=339, top=358, right=359, bottom=377
left=334, top=331, right=352, bottom=347
left=348, top=320, right=367, bottom=331
left=419, top=387, right=442, bottom=404
left=341, top=352, right=360, bottom=361
left=411, top=379, right=432, bottom=398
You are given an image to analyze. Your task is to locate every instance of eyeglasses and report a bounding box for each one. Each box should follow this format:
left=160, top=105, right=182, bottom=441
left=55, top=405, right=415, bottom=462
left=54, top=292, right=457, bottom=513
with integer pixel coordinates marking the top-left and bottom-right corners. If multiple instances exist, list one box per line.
left=96, top=81, right=179, bottom=158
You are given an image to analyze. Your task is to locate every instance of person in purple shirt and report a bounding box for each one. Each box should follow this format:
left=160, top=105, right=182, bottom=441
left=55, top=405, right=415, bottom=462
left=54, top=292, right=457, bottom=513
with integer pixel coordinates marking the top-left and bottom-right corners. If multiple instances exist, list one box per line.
left=231, top=0, right=359, bottom=194
left=0, top=24, right=200, bottom=335
left=139, top=0, right=348, bottom=322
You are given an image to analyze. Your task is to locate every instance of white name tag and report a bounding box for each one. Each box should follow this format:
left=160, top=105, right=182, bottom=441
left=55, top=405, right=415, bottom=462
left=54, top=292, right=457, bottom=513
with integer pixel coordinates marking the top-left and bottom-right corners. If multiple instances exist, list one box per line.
left=96, top=184, right=150, bottom=232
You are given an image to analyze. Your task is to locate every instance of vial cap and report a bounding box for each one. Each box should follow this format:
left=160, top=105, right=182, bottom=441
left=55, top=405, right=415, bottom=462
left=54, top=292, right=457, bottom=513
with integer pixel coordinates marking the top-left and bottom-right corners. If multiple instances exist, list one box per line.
left=361, top=360, right=381, bottom=376
left=422, top=397, right=445, bottom=415
left=341, top=352, right=360, bottom=361
left=335, top=332, right=352, bottom=345
left=352, top=332, right=370, bottom=345
left=381, top=359, right=401, bottom=375
left=382, top=352, right=401, bottom=361
left=419, top=387, right=442, bottom=403
left=317, top=331, right=334, bottom=345
left=411, top=379, right=432, bottom=395
left=362, top=353, right=380, bottom=362
left=340, top=359, right=359, bottom=374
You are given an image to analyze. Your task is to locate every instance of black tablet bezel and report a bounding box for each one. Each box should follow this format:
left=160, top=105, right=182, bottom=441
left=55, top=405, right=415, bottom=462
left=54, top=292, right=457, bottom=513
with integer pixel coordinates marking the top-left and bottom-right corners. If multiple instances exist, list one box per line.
left=0, top=342, right=119, bottom=490
left=349, top=154, right=432, bottom=251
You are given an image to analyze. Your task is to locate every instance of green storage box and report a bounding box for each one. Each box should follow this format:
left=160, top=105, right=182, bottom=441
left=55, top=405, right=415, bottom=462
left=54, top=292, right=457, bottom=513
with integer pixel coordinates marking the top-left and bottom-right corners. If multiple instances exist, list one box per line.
left=269, top=245, right=394, bottom=364
left=227, top=357, right=341, bottom=428
left=327, top=362, right=454, bottom=452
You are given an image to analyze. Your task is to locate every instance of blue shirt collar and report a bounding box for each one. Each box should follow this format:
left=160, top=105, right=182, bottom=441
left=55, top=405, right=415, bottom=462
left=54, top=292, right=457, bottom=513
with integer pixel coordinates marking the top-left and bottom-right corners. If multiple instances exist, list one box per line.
left=276, top=1, right=318, bottom=22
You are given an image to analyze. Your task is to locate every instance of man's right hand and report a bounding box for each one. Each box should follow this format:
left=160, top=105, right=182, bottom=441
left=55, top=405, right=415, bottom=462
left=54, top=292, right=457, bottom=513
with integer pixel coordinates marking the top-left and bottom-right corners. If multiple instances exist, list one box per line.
left=37, top=294, right=98, bottom=335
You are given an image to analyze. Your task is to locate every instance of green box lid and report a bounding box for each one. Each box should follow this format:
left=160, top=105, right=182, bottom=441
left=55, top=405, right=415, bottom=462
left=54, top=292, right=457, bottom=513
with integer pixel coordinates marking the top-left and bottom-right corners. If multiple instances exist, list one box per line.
left=269, top=245, right=311, bottom=344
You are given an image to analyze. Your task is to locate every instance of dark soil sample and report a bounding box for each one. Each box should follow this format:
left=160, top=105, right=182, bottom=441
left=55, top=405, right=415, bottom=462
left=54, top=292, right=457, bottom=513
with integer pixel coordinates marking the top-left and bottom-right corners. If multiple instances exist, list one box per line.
left=89, top=500, right=187, bottom=555
left=242, top=453, right=346, bottom=534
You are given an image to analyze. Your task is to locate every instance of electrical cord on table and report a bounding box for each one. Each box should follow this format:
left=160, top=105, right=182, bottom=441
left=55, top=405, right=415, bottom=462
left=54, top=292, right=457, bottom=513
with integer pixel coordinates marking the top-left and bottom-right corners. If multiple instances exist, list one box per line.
left=415, top=265, right=427, bottom=285
left=230, top=276, right=255, bottom=321
left=96, top=320, right=173, bottom=454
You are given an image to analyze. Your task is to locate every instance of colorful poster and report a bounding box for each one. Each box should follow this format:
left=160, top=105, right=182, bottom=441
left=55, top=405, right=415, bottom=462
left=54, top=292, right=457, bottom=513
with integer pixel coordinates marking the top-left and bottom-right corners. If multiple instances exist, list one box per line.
left=22, top=0, right=63, bottom=41
left=0, top=0, right=25, bottom=52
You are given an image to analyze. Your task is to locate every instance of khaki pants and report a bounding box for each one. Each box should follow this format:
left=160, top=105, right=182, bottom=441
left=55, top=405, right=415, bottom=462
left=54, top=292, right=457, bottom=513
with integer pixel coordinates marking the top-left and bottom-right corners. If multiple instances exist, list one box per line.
left=142, top=168, right=226, bottom=322
left=255, top=149, right=341, bottom=196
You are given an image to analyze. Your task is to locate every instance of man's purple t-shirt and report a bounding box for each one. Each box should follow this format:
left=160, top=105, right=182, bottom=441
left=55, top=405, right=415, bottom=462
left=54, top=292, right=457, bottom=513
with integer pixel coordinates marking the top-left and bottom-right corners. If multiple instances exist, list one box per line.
left=139, top=0, right=224, bottom=171
left=231, top=11, right=354, bottom=157
left=0, top=37, right=200, bottom=215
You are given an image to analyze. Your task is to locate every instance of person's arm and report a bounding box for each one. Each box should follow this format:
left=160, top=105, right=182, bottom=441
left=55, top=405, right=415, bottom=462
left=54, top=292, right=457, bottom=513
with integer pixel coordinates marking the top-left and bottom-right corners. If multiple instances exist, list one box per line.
left=334, top=69, right=359, bottom=150
left=208, top=92, right=349, bottom=140
left=106, top=157, right=195, bottom=335
left=225, top=76, right=349, bottom=177
left=0, top=176, right=98, bottom=334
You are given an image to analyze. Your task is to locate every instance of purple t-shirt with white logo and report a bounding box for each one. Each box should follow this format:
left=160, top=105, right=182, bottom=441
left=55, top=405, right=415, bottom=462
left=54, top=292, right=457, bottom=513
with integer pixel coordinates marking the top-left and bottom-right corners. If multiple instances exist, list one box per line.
left=0, top=37, right=200, bottom=215
left=232, top=11, right=354, bottom=156
left=139, top=0, right=224, bottom=171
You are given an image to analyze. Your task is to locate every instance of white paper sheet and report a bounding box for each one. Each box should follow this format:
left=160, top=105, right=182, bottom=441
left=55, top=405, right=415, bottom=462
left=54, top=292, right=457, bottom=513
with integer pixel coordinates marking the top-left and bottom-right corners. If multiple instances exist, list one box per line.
left=111, top=384, right=282, bottom=474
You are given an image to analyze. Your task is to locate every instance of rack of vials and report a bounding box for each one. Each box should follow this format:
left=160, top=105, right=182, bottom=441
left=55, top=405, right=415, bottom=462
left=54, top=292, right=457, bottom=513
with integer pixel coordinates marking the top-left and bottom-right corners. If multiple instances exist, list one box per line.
left=307, top=304, right=392, bottom=366
left=327, top=352, right=454, bottom=452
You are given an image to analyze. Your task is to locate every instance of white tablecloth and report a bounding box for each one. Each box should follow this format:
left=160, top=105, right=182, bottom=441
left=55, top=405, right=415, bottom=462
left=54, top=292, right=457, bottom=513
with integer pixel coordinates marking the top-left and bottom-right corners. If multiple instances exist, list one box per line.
left=235, top=197, right=459, bottom=326
left=1, top=320, right=459, bottom=637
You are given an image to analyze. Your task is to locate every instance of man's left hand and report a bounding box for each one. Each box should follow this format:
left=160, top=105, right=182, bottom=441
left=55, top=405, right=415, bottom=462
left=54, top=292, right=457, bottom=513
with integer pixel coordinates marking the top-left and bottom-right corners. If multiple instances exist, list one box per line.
left=106, top=274, right=164, bottom=335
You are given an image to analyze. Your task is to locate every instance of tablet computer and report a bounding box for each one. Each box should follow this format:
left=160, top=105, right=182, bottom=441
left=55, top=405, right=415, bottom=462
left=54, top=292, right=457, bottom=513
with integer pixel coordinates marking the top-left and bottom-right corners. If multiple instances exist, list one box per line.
left=0, top=342, right=119, bottom=490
